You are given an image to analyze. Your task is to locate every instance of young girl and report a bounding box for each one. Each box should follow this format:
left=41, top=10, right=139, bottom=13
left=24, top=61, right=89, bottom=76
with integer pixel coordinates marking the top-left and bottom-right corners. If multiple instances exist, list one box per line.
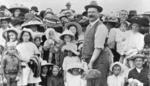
left=44, top=28, right=60, bottom=64
left=65, top=63, right=86, bottom=86
left=16, top=28, right=41, bottom=86
left=107, top=62, right=125, bottom=86
left=62, top=44, right=81, bottom=83
left=34, top=33, right=44, bottom=59
left=39, top=60, right=53, bottom=86
left=58, top=30, right=75, bottom=67
left=3, top=28, right=19, bottom=46
left=47, top=65, right=64, bottom=86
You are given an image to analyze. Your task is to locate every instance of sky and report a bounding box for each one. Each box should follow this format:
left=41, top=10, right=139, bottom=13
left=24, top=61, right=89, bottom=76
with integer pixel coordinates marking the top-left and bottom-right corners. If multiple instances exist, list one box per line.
left=0, top=0, right=150, bottom=15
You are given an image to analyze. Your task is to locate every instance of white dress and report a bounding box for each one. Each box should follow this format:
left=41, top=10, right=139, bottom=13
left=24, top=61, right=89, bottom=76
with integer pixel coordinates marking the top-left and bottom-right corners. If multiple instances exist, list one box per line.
left=17, top=42, right=41, bottom=85
left=107, top=75, right=125, bottom=86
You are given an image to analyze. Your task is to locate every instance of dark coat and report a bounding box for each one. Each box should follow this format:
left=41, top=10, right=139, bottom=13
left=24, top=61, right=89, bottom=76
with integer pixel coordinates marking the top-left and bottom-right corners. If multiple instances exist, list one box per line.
left=128, top=68, right=149, bottom=86
left=47, top=75, right=64, bottom=86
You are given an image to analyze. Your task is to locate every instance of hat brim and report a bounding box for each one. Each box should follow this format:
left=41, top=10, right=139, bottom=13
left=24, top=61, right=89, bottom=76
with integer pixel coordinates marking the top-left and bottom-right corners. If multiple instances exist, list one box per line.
left=131, top=54, right=146, bottom=60
left=41, top=63, right=54, bottom=67
left=60, top=34, right=74, bottom=41
left=3, top=28, right=19, bottom=41
left=0, top=17, right=11, bottom=22
left=85, top=5, right=103, bottom=13
left=65, top=22, right=83, bottom=35
left=9, top=7, right=29, bottom=14
left=110, top=62, right=124, bottom=72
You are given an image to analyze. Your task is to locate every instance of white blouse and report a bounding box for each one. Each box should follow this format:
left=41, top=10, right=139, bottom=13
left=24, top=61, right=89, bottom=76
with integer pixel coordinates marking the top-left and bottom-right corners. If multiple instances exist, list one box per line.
left=17, top=42, right=40, bottom=62
left=107, top=75, right=124, bottom=86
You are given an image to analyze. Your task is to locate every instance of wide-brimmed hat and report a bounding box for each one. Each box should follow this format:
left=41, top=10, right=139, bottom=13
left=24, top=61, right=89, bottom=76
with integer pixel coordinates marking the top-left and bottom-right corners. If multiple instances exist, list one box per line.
left=0, top=11, right=11, bottom=22
left=65, top=22, right=82, bottom=35
left=81, top=69, right=101, bottom=79
left=9, top=3, right=29, bottom=14
left=67, top=63, right=84, bottom=72
left=103, top=15, right=119, bottom=23
left=19, top=28, right=34, bottom=39
left=31, top=6, right=39, bottom=12
left=41, top=60, right=53, bottom=67
left=62, top=43, right=79, bottom=55
left=85, top=1, right=103, bottom=13
left=2, top=28, right=19, bottom=41
left=143, top=11, right=150, bottom=16
left=60, top=30, right=74, bottom=41
left=110, top=62, right=124, bottom=73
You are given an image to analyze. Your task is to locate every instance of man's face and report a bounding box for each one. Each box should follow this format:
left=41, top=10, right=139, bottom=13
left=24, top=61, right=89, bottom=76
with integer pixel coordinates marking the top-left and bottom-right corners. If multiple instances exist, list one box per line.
left=134, top=58, right=144, bottom=69
left=119, top=11, right=128, bottom=22
left=87, top=8, right=99, bottom=22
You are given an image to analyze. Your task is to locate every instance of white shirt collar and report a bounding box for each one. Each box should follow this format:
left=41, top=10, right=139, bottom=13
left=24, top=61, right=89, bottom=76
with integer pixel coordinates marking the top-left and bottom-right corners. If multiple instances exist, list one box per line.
left=90, top=18, right=100, bottom=27
left=136, top=68, right=142, bottom=73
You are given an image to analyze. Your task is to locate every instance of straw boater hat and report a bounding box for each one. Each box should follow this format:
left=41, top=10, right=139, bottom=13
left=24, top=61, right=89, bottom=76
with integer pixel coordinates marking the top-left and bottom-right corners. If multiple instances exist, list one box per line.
left=2, top=28, right=19, bottom=41
left=110, top=62, right=124, bottom=73
left=65, top=22, right=82, bottom=35
left=67, top=63, right=84, bottom=73
left=130, top=54, right=146, bottom=60
left=41, top=60, right=54, bottom=67
left=81, top=69, right=101, bottom=79
left=85, top=0, right=103, bottom=13
left=60, top=30, right=74, bottom=41
left=9, top=3, right=29, bottom=14
left=103, top=15, right=119, bottom=24
left=62, top=43, right=79, bottom=55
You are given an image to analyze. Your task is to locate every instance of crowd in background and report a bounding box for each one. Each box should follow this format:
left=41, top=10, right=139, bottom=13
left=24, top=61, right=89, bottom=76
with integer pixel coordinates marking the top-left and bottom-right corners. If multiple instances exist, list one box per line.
left=0, top=0, right=150, bottom=86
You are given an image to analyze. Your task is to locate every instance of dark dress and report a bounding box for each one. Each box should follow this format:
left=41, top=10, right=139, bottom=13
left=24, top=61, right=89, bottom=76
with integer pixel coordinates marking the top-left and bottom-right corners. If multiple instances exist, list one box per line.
left=47, top=75, right=64, bottom=86
left=128, top=68, right=149, bottom=86
left=39, top=74, right=49, bottom=86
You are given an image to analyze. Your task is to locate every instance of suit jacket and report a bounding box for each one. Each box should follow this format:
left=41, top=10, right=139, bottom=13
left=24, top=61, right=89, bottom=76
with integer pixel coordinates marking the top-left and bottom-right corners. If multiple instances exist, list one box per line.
left=128, top=68, right=149, bottom=86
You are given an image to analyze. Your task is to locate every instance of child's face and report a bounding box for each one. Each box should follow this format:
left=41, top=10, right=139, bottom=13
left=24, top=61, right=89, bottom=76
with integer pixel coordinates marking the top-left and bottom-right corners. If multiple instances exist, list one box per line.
left=120, top=23, right=127, bottom=31
left=22, top=32, right=30, bottom=42
left=134, top=58, right=144, bottom=69
left=113, top=66, right=121, bottom=76
left=64, top=35, right=71, bottom=42
left=1, top=20, right=9, bottom=29
left=42, top=66, right=48, bottom=74
left=8, top=32, right=16, bottom=42
left=35, top=38, right=41, bottom=46
left=69, top=26, right=77, bottom=35
left=49, top=31, right=55, bottom=39
left=132, top=23, right=139, bottom=32
left=67, top=51, right=73, bottom=57
left=52, top=67, right=59, bottom=76
left=72, top=68, right=80, bottom=75
left=8, top=46, right=16, bottom=55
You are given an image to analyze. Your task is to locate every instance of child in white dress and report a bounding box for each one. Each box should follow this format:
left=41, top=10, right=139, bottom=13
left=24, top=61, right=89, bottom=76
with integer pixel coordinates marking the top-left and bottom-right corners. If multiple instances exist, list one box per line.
left=107, top=62, right=125, bottom=86
left=17, top=28, right=41, bottom=86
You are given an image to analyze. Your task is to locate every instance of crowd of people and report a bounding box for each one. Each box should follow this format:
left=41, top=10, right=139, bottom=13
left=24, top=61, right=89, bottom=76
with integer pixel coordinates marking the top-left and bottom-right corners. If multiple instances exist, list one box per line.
left=0, top=0, right=150, bottom=86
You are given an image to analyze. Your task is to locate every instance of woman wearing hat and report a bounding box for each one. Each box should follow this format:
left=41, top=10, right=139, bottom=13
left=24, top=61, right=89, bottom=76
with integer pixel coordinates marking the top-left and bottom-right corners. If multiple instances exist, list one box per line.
left=81, top=1, right=113, bottom=86
left=65, top=22, right=82, bottom=42
left=22, top=13, right=45, bottom=33
left=9, top=3, right=29, bottom=18
left=121, top=17, right=144, bottom=69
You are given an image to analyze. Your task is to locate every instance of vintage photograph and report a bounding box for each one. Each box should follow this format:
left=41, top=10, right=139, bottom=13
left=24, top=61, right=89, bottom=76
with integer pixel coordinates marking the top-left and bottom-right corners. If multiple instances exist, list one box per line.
left=0, top=0, right=150, bottom=86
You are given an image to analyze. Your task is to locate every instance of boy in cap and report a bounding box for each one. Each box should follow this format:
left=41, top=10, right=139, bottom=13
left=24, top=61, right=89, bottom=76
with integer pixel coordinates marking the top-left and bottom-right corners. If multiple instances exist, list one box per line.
left=128, top=54, right=149, bottom=86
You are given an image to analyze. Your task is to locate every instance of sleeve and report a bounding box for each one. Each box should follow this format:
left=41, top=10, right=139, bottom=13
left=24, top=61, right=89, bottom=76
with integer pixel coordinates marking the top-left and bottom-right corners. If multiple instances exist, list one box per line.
left=94, top=25, right=108, bottom=49
left=107, top=76, right=111, bottom=86
left=62, top=57, right=67, bottom=70
left=108, top=28, right=116, bottom=44
left=1, top=56, right=6, bottom=76
left=128, top=71, right=132, bottom=79
left=137, top=35, right=144, bottom=51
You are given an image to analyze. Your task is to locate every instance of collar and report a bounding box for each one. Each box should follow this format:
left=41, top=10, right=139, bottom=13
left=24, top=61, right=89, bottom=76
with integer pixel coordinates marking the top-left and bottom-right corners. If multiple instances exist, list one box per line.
left=90, top=18, right=100, bottom=27
left=136, top=68, right=143, bottom=73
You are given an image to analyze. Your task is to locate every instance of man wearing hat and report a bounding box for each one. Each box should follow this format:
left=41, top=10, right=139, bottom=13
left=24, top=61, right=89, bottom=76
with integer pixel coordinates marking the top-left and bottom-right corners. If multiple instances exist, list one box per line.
left=60, top=2, right=75, bottom=14
left=30, top=6, right=40, bottom=18
left=81, top=1, right=112, bottom=86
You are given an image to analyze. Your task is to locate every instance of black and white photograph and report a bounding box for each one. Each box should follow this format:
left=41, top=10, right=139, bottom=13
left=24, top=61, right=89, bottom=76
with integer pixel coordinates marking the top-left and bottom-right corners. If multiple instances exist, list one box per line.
left=0, top=0, right=150, bottom=86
